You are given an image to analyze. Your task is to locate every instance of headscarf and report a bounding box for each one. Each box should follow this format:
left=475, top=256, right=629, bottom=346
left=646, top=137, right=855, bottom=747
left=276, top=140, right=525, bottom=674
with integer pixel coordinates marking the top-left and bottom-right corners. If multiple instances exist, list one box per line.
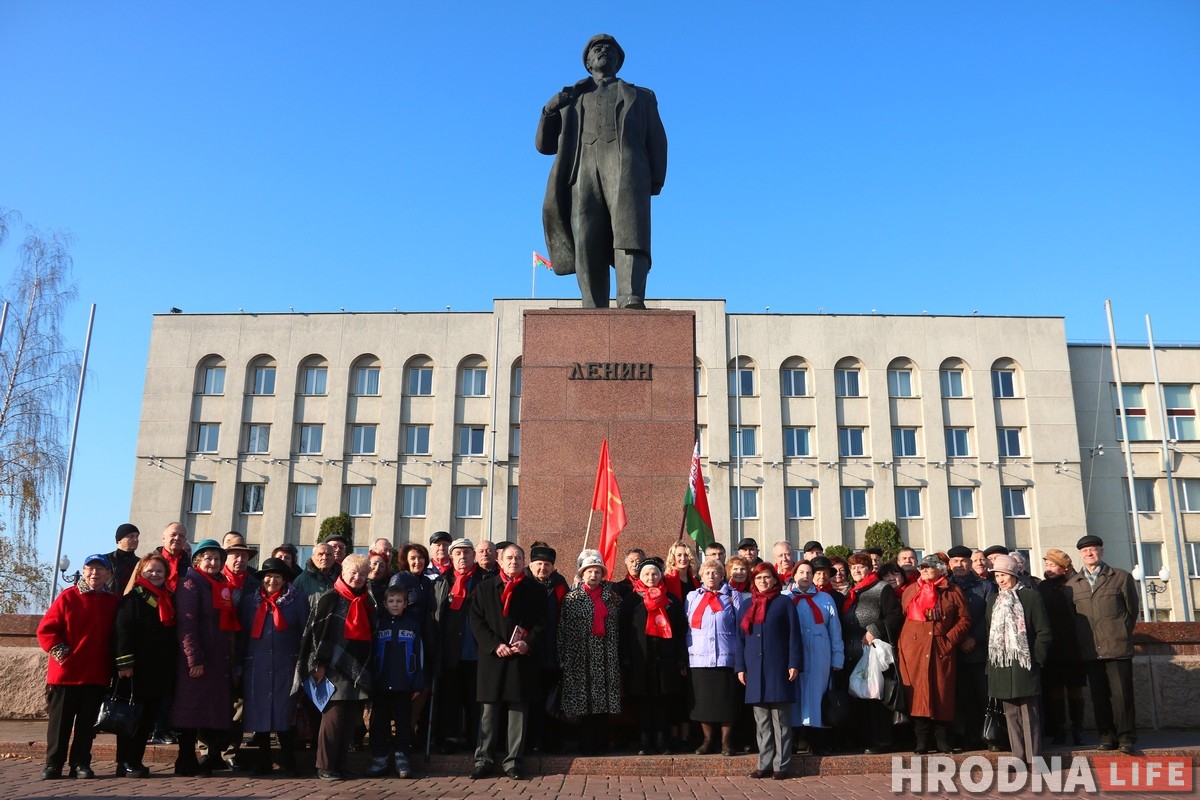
left=906, top=576, right=947, bottom=622
left=135, top=576, right=175, bottom=626
left=633, top=579, right=672, bottom=638
left=841, top=571, right=880, bottom=613
left=195, top=569, right=240, bottom=631
left=740, top=564, right=783, bottom=634
left=251, top=587, right=287, bottom=638
left=333, top=575, right=372, bottom=641
left=988, top=587, right=1031, bottom=670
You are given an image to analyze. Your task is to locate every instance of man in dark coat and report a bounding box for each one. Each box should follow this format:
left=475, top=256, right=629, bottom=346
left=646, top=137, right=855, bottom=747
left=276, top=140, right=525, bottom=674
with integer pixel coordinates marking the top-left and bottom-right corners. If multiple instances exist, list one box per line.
left=467, top=544, right=547, bottom=780
left=107, top=523, right=141, bottom=594
left=1064, top=534, right=1139, bottom=753
left=947, top=544, right=996, bottom=750
left=294, top=543, right=337, bottom=605
left=536, top=33, right=667, bottom=309
left=430, top=538, right=490, bottom=753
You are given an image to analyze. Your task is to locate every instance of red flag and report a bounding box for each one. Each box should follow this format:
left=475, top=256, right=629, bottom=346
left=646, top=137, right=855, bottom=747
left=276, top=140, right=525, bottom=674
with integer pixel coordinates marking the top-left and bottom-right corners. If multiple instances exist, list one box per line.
left=591, top=439, right=628, bottom=576
left=533, top=251, right=553, bottom=269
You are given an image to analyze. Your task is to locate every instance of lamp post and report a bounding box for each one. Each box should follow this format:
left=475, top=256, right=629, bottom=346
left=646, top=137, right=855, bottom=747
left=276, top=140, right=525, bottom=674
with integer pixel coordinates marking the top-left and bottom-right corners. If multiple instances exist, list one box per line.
left=1132, top=564, right=1170, bottom=621
left=57, top=555, right=80, bottom=591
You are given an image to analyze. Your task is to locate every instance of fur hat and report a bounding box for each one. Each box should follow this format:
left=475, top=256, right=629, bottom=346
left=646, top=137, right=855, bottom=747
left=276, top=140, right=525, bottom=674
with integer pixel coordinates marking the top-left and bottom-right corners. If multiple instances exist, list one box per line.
left=577, top=549, right=606, bottom=578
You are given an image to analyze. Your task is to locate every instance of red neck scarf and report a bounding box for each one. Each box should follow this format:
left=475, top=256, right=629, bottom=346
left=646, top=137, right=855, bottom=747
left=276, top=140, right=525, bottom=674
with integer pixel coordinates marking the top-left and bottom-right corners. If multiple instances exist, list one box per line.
left=135, top=577, right=175, bottom=626
left=690, top=587, right=724, bottom=629
left=729, top=578, right=749, bottom=593
left=842, top=571, right=880, bottom=613
left=448, top=565, right=477, bottom=611
left=196, top=570, right=240, bottom=631
left=791, top=588, right=824, bottom=624
left=778, top=567, right=794, bottom=585
left=500, top=570, right=525, bottom=617
left=252, top=588, right=287, bottom=638
left=585, top=584, right=608, bottom=636
left=634, top=580, right=672, bottom=638
left=159, top=547, right=185, bottom=591
left=741, top=582, right=782, bottom=633
left=907, top=576, right=947, bottom=622
left=663, top=569, right=686, bottom=602
left=222, top=565, right=246, bottom=590
left=333, top=576, right=371, bottom=640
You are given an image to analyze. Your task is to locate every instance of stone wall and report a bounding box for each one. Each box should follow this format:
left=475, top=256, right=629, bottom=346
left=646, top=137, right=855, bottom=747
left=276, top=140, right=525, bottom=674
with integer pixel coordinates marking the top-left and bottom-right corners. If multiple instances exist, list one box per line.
left=0, top=615, right=49, bottom=719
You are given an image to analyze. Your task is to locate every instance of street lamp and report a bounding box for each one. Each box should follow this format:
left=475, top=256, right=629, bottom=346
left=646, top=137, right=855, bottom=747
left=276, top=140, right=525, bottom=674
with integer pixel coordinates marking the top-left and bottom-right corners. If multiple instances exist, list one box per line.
left=1132, top=564, right=1170, bottom=621
left=57, top=554, right=80, bottom=588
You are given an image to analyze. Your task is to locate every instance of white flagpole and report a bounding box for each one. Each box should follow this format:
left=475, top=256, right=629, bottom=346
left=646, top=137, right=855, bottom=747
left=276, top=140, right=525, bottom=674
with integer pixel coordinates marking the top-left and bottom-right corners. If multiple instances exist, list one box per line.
left=531, top=252, right=537, bottom=299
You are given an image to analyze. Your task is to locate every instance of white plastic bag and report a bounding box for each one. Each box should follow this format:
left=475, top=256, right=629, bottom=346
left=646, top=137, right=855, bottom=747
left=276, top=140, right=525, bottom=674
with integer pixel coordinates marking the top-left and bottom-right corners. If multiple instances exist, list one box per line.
left=848, top=639, right=892, bottom=700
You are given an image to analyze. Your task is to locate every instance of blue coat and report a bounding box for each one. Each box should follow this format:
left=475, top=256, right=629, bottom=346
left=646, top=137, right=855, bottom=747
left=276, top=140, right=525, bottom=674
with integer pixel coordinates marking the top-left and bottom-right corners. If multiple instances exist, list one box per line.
left=238, top=584, right=309, bottom=732
left=735, top=594, right=804, bottom=705
left=685, top=584, right=742, bottom=669
left=789, top=587, right=844, bottom=727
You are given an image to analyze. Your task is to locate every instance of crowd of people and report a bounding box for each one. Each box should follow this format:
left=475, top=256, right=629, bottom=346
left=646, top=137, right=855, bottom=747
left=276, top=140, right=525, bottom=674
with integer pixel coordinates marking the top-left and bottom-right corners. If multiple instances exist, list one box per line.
left=36, top=522, right=1139, bottom=782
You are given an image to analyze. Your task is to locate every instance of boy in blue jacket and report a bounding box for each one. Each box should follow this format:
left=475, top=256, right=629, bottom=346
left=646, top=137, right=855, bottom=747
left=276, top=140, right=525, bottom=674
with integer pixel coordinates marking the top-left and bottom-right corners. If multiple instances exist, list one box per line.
left=366, top=585, right=429, bottom=778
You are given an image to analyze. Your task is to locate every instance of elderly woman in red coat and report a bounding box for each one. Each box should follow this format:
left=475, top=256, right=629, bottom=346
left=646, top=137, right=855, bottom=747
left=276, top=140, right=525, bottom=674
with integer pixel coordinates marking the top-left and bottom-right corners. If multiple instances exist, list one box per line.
left=898, top=555, right=970, bottom=754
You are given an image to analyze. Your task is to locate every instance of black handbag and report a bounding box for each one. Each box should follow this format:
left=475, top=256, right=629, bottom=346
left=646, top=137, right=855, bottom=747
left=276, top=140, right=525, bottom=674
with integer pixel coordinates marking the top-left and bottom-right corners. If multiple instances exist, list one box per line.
left=821, top=684, right=851, bottom=728
left=94, top=678, right=142, bottom=738
left=881, top=665, right=909, bottom=725
left=981, top=697, right=1005, bottom=742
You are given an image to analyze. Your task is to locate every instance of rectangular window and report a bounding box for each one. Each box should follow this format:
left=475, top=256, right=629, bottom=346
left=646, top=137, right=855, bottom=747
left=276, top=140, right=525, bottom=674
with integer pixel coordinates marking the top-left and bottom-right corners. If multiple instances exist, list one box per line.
left=459, top=425, right=486, bottom=456
left=1179, top=478, right=1200, bottom=512
left=695, top=366, right=704, bottom=396
left=1186, top=542, right=1200, bottom=578
left=992, top=369, right=1017, bottom=398
left=240, top=483, right=265, bottom=514
left=1114, top=384, right=1149, bottom=440
left=946, top=428, right=971, bottom=457
left=897, top=487, right=922, bottom=519
left=950, top=487, right=975, bottom=518
left=786, top=487, right=813, bottom=519
left=696, top=426, right=707, bottom=457
left=462, top=367, right=488, bottom=397
left=350, top=424, right=377, bottom=455
left=348, top=485, right=373, bottom=517
left=835, top=368, right=861, bottom=397
left=1165, top=385, right=1196, bottom=440
left=998, top=428, right=1023, bottom=457
left=245, top=424, right=270, bottom=454
left=401, top=486, right=427, bottom=517
left=294, top=484, right=318, bottom=516
left=202, top=366, right=225, bottom=395
left=838, top=427, right=865, bottom=457
left=354, top=366, right=380, bottom=396
left=888, top=369, right=914, bottom=398
left=940, top=369, right=965, bottom=398
left=731, top=487, right=759, bottom=519
left=403, top=425, right=431, bottom=455
left=189, top=482, right=213, bottom=514
left=730, top=427, right=758, bottom=458
left=298, top=424, right=323, bottom=455
left=728, top=368, right=754, bottom=397
left=783, top=427, right=811, bottom=457
left=510, top=425, right=520, bottom=457
left=407, top=366, right=433, bottom=396
left=456, top=486, right=483, bottom=518
left=1140, top=542, right=1164, bottom=577
left=510, top=486, right=519, bottom=519
left=781, top=368, right=808, bottom=397
left=512, top=367, right=523, bottom=397
left=252, top=366, right=276, bottom=395
left=194, top=423, right=220, bottom=453
left=892, top=427, right=918, bottom=457
left=1131, top=478, right=1157, bottom=512
left=842, top=487, right=868, bottom=519
left=302, top=366, right=327, bottom=396
left=1002, top=487, right=1027, bottom=518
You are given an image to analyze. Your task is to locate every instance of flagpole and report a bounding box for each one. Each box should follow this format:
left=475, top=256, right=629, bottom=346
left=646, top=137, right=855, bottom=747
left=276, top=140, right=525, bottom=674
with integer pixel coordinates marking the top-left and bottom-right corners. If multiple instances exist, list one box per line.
left=531, top=252, right=536, bottom=298
left=583, top=508, right=595, bottom=552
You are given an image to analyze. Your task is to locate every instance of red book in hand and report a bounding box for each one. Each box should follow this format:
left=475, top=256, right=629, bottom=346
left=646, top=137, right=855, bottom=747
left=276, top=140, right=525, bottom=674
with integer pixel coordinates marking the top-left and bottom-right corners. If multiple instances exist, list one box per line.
left=508, top=625, right=527, bottom=646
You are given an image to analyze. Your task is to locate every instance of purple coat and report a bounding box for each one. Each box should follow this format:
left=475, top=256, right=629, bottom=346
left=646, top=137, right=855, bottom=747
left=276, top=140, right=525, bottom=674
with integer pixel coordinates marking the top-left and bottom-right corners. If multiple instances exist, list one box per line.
left=238, top=584, right=309, bottom=732
left=170, top=568, right=234, bottom=730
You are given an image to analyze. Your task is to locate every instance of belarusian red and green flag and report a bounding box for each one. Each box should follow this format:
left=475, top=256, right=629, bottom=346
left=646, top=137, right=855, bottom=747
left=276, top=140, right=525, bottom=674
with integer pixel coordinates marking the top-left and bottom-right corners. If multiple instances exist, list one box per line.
left=682, top=441, right=714, bottom=549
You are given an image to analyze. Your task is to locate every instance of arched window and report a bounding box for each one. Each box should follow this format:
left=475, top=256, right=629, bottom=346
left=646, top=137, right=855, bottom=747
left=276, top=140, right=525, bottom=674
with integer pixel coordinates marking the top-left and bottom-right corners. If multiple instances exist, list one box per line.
left=728, top=356, right=756, bottom=397
left=779, top=356, right=809, bottom=397
left=458, top=355, right=489, bottom=397
left=834, top=357, right=865, bottom=398
left=298, top=355, right=328, bottom=396
left=351, top=354, right=382, bottom=396
left=195, top=354, right=226, bottom=395
left=991, top=358, right=1022, bottom=399
left=405, top=355, right=434, bottom=396
left=886, top=357, right=918, bottom=398
left=247, top=354, right=277, bottom=396
left=939, top=357, right=970, bottom=398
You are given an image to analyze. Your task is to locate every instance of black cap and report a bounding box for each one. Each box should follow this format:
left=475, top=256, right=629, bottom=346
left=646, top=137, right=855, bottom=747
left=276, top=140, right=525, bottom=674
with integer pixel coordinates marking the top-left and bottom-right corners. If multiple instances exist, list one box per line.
left=115, top=523, right=140, bottom=543
left=495, top=540, right=514, bottom=551
left=429, top=531, right=452, bottom=545
left=808, top=556, right=833, bottom=573
left=982, top=545, right=1010, bottom=557
left=324, top=534, right=351, bottom=546
left=530, top=545, right=556, bottom=564
left=1076, top=534, right=1104, bottom=549
left=736, top=538, right=758, bottom=550
left=946, top=545, right=973, bottom=560
left=635, top=556, right=665, bottom=575
left=801, top=540, right=823, bottom=553
left=255, top=557, right=294, bottom=582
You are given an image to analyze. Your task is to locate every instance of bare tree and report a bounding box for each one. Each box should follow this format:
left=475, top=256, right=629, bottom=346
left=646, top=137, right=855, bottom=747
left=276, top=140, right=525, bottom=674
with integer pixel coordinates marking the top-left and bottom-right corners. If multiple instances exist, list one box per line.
left=0, top=208, right=81, bottom=612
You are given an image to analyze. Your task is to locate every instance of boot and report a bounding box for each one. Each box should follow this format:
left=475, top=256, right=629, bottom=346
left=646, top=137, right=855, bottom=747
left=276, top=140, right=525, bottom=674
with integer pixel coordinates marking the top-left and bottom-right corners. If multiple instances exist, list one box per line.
left=656, top=731, right=670, bottom=755
left=394, top=750, right=413, bottom=779
left=934, top=722, right=952, bottom=754
left=174, top=730, right=203, bottom=776
left=1068, top=693, right=1086, bottom=746
left=253, top=734, right=273, bottom=775
left=364, top=754, right=391, bottom=778
left=637, top=734, right=653, bottom=756
left=694, top=723, right=715, bottom=755
left=720, top=726, right=735, bottom=757
left=913, top=718, right=931, bottom=755
left=277, top=732, right=300, bottom=778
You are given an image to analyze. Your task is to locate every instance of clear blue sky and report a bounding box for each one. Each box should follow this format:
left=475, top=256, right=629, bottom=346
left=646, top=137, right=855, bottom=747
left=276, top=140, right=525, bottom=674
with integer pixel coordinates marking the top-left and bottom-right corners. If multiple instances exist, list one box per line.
left=2, top=2, right=1197, bottom=584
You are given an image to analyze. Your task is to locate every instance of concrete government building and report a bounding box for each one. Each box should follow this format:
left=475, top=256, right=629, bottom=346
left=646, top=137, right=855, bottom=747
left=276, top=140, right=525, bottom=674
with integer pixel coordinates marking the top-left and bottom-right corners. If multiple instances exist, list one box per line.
left=130, top=298, right=1200, bottom=619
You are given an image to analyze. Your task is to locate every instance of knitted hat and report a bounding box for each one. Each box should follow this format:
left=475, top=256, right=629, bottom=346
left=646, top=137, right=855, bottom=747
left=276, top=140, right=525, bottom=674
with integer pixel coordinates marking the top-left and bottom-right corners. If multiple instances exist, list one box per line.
left=990, top=554, right=1020, bottom=577
left=114, top=523, right=140, bottom=543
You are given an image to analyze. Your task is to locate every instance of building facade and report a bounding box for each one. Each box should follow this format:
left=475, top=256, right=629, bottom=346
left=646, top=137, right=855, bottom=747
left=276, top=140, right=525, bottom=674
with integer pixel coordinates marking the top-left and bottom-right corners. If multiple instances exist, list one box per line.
left=129, top=299, right=1197, bottom=618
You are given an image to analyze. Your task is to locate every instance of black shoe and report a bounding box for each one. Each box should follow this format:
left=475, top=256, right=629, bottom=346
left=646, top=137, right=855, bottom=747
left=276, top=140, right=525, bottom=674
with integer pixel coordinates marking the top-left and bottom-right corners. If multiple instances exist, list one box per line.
left=124, top=763, right=149, bottom=778
left=150, top=731, right=178, bottom=745
left=694, top=741, right=714, bottom=755
left=987, top=742, right=1002, bottom=752
left=749, top=769, right=773, bottom=779
left=174, top=762, right=201, bottom=777
left=1097, top=741, right=1118, bottom=751
left=40, top=767, right=61, bottom=781
left=1119, top=743, right=1136, bottom=755
left=864, top=746, right=891, bottom=755
left=317, top=769, right=345, bottom=782
left=225, top=756, right=250, bottom=772
left=505, top=767, right=524, bottom=780
left=70, top=765, right=95, bottom=779
left=471, top=764, right=493, bottom=780
left=1072, top=731, right=1084, bottom=746
left=772, top=771, right=789, bottom=780
left=914, top=747, right=930, bottom=755
left=721, top=747, right=735, bottom=757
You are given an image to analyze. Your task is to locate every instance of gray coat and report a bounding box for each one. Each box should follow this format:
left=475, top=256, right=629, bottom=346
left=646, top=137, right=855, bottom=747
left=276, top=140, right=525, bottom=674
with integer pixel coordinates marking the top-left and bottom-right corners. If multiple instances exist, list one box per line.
left=238, top=584, right=309, bottom=732
left=1064, top=563, right=1139, bottom=660
left=985, top=587, right=1052, bottom=699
